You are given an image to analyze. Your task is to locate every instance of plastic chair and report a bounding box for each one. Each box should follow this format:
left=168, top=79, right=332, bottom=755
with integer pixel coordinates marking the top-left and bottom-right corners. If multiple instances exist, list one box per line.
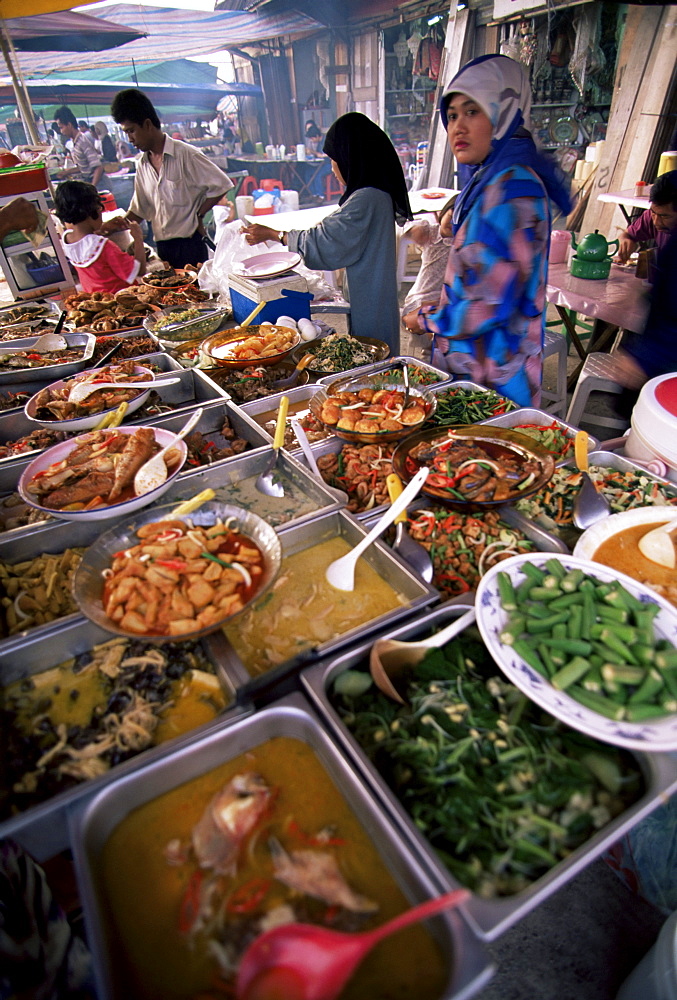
left=240, top=175, right=258, bottom=197
left=396, top=234, right=419, bottom=288
left=541, top=328, right=568, bottom=419
left=260, top=178, right=283, bottom=193
left=565, top=352, right=629, bottom=434
left=324, top=171, right=342, bottom=201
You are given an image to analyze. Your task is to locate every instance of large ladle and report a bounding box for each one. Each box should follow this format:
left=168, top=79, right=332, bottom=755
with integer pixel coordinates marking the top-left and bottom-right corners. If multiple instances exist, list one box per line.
left=255, top=395, right=289, bottom=497
left=386, top=473, right=433, bottom=582
left=324, top=466, right=429, bottom=591
left=638, top=519, right=677, bottom=569
left=571, top=430, right=611, bottom=531
left=370, top=608, right=477, bottom=704
left=235, top=887, right=469, bottom=1000
left=0, top=311, right=68, bottom=353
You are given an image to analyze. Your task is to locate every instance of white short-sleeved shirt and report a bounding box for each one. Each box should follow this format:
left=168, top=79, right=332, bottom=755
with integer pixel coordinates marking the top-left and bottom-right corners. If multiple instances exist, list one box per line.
left=128, top=134, right=232, bottom=241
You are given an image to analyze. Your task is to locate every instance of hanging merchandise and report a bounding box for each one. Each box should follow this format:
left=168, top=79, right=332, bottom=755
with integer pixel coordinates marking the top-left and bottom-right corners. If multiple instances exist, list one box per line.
left=407, top=28, right=422, bottom=60
left=569, top=5, right=606, bottom=99
left=517, top=20, right=537, bottom=66
left=549, top=21, right=575, bottom=68
left=413, top=34, right=443, bottom=81
left=394, top=30, right=409, bottom=67
left=500, top=24, right=521, bottom=62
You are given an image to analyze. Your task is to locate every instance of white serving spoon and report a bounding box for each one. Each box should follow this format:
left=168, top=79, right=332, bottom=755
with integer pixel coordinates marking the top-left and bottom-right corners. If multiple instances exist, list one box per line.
left=325, top=466, right=429, bottom=592
left=637, top=519, right=677, bottom=569
left=0, top=331, right=68, bottom=353
left=133, top=408, right=204, bottom=495
left=68, top=376, right=180, bottom=404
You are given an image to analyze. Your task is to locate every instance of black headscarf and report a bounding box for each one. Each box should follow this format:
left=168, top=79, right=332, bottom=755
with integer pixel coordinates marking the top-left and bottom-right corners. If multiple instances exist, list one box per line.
left=323, top=112, right=412, bottom=225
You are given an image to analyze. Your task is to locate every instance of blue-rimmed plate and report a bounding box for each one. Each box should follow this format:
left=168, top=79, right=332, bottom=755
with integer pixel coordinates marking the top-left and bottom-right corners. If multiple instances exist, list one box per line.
left=475, top=552, right=677, bottom=751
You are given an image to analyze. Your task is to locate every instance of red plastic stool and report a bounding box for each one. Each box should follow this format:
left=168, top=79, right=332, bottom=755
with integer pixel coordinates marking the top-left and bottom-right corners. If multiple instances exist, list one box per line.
left=240, top=176, right=258, bottom=197
left=260, top=178, right=283, bottom=193
left=324, top=171, right=342, bottom=201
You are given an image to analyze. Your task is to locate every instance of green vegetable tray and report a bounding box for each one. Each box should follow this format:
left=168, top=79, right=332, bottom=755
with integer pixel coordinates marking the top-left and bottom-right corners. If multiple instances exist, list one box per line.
left=480, top=407, right=599, bottom=467
left=300, top=604, right=677, bottom=940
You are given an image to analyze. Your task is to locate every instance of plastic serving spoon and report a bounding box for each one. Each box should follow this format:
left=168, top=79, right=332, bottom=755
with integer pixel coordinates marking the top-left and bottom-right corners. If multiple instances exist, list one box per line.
left=370, top=608, right=477, bottom=704
left=255, top=395, right=289, bottom=497
left=386, top=473, right=433, bottom=582
left=638, top=519, right=677, bottom=569
left=572, top=430, right=611, bottom=530
left=235, top=888, right=470, bottom=1000
left=325, top=466, right=429, bottom=591
left=133, top=408, right=203, bottom=494
left=291, top=418, right=348, bottom=504
left=273, top=352, right=315, bottom=389
left=68, top=376, right=180, bottom=404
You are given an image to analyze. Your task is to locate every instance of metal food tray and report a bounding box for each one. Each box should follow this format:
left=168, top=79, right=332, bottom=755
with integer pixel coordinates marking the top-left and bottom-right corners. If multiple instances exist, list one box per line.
left=0, top=616, right=249, bottom=861
left=239, top=383, right=327, bottom=448
left=219, top=509, right=438, bottom=702
left=480, top=407, right=600, bottom=467
left=586, top=450, right=677, bottom=494
left=162, top=443, right=344, bottom=529
left=300, top=605, right=677, bottom=941
left=71, top=693, right=493, bottom=1000
left=0, top=400, right=270, bottom=529
left=317, top=355, right=452, bottom=388
left=0, top=299, right=60, bottom=327
left=92, top=326, right=162, bottom=359
left=427, top=379, right=517, bottom=420
left=0, top=332, right=96, bottom=384
left=295, top=433, right=390, bottom=522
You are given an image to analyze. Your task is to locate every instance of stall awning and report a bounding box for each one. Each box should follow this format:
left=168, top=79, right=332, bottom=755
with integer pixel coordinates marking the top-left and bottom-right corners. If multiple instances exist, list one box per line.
left=3, top=3, right=324, bottom=74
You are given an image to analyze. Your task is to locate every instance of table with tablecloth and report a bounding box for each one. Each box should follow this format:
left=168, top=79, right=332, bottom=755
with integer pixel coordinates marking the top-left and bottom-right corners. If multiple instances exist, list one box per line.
left=546, top=261, right=650, bottom=388
left=226, top=155, right=332, bottom=201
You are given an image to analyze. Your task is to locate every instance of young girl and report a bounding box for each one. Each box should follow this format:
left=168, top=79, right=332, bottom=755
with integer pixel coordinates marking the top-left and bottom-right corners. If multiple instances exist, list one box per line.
left=54, top=180, right=146, bottom=294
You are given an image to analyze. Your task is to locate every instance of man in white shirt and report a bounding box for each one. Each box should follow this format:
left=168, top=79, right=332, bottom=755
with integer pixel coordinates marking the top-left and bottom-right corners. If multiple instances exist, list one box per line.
left=111, top=88, right=232, bottom=268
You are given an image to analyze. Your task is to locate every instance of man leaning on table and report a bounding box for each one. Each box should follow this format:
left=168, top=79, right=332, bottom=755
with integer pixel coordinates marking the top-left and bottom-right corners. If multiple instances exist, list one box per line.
left=617, top=170, right=677, bottom=262
left=110, top=88, right=233, bottom=270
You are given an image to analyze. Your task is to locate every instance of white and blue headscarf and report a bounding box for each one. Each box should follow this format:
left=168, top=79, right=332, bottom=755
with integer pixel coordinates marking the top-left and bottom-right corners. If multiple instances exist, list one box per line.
left=440, top=54, right=572, bottom=234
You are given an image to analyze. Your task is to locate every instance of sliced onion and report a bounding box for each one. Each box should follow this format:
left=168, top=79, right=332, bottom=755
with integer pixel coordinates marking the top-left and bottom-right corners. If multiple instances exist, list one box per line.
left=464, top=532, right=486, bottom=546
left=478, top=541, right=518, bottom=577
left=14, top=592, right=29, bottom=620
left=231, top=563, right=251, bottom=587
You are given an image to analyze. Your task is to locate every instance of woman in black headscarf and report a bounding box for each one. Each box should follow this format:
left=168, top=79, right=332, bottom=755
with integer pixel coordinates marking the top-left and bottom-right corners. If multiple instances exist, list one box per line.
left=242, top=112, right=412, bottom=354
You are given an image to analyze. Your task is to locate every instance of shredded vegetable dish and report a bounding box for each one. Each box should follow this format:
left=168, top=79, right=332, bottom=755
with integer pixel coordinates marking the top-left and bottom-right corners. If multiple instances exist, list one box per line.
left=332, top=625, right=643, bottom=897
left=305, top=333, right=377, bottom=373
left=407, top=508, right=536, bottom=597
left=515, top=465, right=677, bottom=542
left=506, top=422, right=575, bottom=462
left=428, top=386, right=517, bottom=425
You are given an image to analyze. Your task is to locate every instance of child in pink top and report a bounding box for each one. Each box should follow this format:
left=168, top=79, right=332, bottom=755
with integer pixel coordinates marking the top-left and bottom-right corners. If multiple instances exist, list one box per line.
left=54, top=180, right=146, bottom=294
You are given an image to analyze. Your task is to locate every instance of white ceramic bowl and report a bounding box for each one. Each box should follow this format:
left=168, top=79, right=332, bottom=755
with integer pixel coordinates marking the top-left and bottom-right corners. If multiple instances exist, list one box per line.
left=23, top=364, right=155, bottom=432
left=476, top=551, right=677, bottom=751
left=573, top=507, right=677, bottom=562
left=17, top=425, right=188, bottom=522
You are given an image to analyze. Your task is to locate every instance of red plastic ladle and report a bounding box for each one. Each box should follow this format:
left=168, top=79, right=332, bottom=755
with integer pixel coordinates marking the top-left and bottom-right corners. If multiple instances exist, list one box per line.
left=235, top=887, right=470, bottom=1000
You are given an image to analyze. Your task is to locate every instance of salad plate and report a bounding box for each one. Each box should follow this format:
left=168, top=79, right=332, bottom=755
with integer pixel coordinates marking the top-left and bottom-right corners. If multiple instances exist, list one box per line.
left=476, top=552, right=677, bottom=751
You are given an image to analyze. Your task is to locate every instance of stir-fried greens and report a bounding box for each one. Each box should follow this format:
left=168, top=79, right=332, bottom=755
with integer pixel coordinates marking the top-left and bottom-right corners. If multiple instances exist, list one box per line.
left=306, top=333, right=377, bottom=373
left=428, top=386, right=517, bottom=425
left=332, top=625, right=642, bottom=897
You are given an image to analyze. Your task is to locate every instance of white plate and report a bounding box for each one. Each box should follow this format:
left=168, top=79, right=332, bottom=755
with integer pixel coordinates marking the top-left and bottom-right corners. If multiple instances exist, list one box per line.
left=24, top=364, right=154, bottom=432
left=475, top=552, right=677, bottom=751
left=232, top=251, right=302, bottom=279
left=573, top=507, right=677, bottom=563
left=17, top=426, right=188, bottom=521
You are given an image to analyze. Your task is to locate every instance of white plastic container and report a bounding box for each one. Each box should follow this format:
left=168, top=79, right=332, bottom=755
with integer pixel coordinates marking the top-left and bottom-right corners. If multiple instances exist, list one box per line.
left=296, top=143, right=306, bottom=161
left=616, top=910, right=677, bottom=1000
left=235, top=195, right=254, bottom=220
left=625, top=373, right=677, bottom=481
left=549, top=230, right=570, bottom=264
left=279, top=189, right=299, bottom=212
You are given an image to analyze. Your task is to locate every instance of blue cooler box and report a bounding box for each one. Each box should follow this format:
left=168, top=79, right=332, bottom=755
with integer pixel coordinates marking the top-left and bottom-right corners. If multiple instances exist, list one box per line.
left=228, top=271, right=313, bottom=325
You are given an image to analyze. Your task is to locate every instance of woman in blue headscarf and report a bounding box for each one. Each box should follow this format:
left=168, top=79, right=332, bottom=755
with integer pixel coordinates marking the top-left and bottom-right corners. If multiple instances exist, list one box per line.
left=422, top=54, right=572, bottom=406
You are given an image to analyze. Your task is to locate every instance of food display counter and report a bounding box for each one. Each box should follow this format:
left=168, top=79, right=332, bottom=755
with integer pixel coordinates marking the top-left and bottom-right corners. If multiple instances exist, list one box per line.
left=0, top=288, right=676, bottom=1000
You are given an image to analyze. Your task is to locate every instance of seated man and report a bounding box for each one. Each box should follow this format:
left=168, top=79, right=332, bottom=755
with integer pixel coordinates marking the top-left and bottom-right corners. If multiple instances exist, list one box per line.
left=617, top=169, right=677, bottom=262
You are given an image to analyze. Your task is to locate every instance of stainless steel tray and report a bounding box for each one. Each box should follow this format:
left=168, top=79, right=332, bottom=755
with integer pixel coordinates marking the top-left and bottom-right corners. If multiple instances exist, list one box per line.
left=0, top=400, right=270, bottom=537
left=0, top=616, right=248, bottom=861
left=427, top=380, right=517, bottom=421
left=239, top=382, right=330, bottom=448
left=164, top=443, right=344, bottom=529
left=296, top=433, right=391, bottom=522
left=0, top=332, right=96, bottom=384
left=317, top=355, right=452, bottom=388
left=300, top=605, right=677, bottom=941
left=71, top=693, right=493, bottom=1000
left=480, top=407, right=600, bottom=467
left=220, top=509, right=438, bottom=701
left=92, top=325, right=161, bottom=360
left=587, top=450, right=677, bottom=494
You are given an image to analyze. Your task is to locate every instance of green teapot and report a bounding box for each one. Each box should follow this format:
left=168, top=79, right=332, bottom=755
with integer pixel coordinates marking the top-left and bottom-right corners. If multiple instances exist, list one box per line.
left=570, top=230, right=619, bottom=262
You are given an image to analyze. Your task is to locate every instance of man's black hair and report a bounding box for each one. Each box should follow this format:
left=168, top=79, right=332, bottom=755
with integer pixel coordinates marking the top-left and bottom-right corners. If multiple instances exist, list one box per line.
left=54, top=181, right=103, bottom=225
left=650, top=170, right=677, bottom=209
left=77, top=120, right=89, bottom=130
left=111, top=89, right=161, bottom=129
left=54, top=106, right=77, bottom=129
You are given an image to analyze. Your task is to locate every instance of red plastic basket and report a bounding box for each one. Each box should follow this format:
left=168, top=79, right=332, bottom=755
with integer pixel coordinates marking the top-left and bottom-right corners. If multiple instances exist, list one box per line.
left=0, top=164, right=47, bottom=196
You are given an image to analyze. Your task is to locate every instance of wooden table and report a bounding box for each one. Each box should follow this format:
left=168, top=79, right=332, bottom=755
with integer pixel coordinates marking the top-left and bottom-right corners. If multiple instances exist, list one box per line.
left=597, top=188, right=650, bottom=225
left=546, top=262, right=650, bottom=388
